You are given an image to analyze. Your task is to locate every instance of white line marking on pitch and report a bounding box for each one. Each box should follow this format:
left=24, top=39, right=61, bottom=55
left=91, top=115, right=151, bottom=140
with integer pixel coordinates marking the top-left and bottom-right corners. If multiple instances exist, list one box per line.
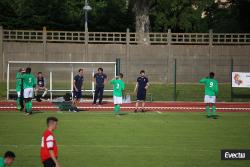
left=0, top=144, right=216, bottom=151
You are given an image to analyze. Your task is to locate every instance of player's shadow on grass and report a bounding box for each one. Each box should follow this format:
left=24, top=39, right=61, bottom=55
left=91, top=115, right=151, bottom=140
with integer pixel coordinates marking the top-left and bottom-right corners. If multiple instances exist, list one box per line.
left=30, top=111, right=45, bottom=115
left=118, top=113, right=128, bottom=116
left=204, top=115, right=221, bottom=119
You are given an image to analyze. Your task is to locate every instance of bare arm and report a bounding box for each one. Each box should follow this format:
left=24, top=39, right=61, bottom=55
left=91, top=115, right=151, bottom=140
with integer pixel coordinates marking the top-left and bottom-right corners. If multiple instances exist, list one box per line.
left=199, top=78, right=207, bottom=84
left=134, top=83, right=138, bottom=93
left=73, top=80, right=78, bottom=92
left=49, top=150, right=60, bottom=167
left=104, top=78, right=107, bottom=85
left=92, top=74, right=96, bottom=83
left=145, top=82, right=150, bottom=90
left=44, top=78, right=47, bottom=88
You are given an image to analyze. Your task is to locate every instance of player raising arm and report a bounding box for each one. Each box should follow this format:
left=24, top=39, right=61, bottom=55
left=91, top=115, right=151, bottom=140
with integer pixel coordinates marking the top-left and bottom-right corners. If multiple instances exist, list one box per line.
left=199, top=72, right=219, bottom=119
left=109, top=73, right=125, bottom=115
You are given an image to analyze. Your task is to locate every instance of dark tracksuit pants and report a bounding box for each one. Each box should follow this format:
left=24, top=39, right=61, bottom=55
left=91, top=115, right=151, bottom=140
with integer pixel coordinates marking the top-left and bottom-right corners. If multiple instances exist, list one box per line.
left=93, top=86, right=104, bottom=104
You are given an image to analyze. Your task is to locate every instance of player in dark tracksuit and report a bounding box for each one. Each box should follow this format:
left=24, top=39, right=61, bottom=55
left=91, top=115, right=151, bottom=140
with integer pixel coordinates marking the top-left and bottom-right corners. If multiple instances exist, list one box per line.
left=69, top=69, right=84, bottom=112
left=134, top=70, right=149, bottom=112
left=93, top=68, right=107, bottom=105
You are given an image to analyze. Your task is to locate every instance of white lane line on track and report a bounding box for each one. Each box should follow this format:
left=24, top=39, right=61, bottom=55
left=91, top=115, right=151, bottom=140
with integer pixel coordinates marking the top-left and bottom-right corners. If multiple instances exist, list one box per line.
left=1, top=106, right=250, bottom=110
left=0, top=106, right=250, bottom=110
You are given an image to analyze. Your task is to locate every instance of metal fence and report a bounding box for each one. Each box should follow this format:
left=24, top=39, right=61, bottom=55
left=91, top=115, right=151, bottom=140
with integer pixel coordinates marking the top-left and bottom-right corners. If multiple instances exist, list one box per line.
left=2, top=27, right=250, bottom=45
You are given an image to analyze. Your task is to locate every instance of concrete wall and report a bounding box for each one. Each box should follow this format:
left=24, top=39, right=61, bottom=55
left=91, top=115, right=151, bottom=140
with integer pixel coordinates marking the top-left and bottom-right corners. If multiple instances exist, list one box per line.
left=1, top=42, right=250, bottom=83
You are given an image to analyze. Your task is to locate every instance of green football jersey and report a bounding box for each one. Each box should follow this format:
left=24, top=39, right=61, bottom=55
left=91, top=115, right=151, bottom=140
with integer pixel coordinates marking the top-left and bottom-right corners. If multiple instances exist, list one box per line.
left=199, top=78, right=218, bottom=96
left=0, top=157, right=5, bottom=167
left=15, top=72, right=23, bottom=91
left=23, top=73, right=36, bottom=89
left=110, top=79, right=125, bottom=97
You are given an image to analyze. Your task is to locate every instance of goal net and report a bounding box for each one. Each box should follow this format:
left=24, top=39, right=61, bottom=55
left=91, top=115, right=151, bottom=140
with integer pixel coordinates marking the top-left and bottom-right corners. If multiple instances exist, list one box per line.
left=7, top=61, right=117, bottom=101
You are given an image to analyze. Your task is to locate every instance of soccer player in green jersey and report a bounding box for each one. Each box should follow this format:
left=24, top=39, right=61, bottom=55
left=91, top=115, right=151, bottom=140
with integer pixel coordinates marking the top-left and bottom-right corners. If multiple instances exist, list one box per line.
left=199, top=72, right=219, bottom=119
left=109, top=73, right=125, bottom=115
left=23, top=67, right=36, bottom=115
left=0, top=151, right=15, bottom=167
left=16, top=68, right=25, bottom=111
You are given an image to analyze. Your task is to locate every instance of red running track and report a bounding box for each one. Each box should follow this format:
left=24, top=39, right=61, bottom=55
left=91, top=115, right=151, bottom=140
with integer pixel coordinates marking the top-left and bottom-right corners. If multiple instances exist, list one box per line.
left=0, top=101, right=250, bottom=112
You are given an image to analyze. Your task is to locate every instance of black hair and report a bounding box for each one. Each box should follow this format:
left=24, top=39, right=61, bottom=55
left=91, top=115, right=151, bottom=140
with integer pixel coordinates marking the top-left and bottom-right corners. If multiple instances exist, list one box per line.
left=209, top=72, right=215, bottom=78
left=26, top=67, right=31, bottom=74
left=140, top=70, right=145, bottom=74
left=37, top=72, right=42, bottom=75
left=79, top=69, right=83, bottom=73
left=119, top=73, right=123, bottom=79
left=47, top=117, right=58, bottom=125
left=98, top=68, right=103, bottom=72
left=4, top=151, right=15, bottom=158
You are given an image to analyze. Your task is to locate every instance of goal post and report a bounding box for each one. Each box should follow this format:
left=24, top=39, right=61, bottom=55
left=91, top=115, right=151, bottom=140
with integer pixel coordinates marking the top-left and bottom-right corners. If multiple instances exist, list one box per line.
left=7, top=61, right=117, bottom=101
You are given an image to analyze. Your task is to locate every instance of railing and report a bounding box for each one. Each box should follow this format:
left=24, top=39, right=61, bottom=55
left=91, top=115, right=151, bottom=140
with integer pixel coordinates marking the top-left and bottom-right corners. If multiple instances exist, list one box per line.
left=2, top=28, right=250, bottom=45
left=171, top=33, right=209, bottom=44
left=3, top=29, right=43, bottom=42
left=46, top=31, right=86, bottom=42
left=213, top=33, right=250, bottom=44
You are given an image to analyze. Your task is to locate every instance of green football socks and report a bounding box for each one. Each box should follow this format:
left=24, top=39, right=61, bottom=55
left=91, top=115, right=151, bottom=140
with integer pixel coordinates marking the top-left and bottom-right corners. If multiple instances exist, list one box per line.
left=206, top=105, right=211, bottom=117
left=114, top=105, right=120, bottom=114
left=16, top=97, right=21, bottom=110
left=212, top=105, right=216, bottom=116
left=25, top=101, right=32, bottom=113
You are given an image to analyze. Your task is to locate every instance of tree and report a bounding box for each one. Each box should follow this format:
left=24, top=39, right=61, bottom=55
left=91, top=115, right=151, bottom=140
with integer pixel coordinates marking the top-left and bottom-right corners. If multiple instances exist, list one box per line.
left=0, top=0, right=19, bottom=28
left=150, top=0, right=214, bottom=32
left=89, top=0, right=134, bottom=32
left=129, top=0, right=156, bottom=44
left=132, top=0, right=152, bottom=33
left=204, top=0, right=250, bottom=32
left=0, top=0, right=250, bottom=33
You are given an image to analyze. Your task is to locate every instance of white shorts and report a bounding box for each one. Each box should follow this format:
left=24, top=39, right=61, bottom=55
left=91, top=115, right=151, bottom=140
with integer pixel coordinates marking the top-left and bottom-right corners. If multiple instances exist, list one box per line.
left=204, top=95, right=216, bottom=104
left=24, top=88, right=34, bottom=98
left=113, top=96, right=123, bottom=104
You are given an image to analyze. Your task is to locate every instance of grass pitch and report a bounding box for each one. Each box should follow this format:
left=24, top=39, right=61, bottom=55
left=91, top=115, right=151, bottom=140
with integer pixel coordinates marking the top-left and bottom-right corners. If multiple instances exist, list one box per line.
left=0, top=111, right=250, bottom=167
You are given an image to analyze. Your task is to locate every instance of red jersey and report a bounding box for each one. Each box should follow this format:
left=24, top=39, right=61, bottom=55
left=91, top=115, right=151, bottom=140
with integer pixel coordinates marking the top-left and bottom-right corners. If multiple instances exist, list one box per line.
left=40, top=129, right=58, bottom=162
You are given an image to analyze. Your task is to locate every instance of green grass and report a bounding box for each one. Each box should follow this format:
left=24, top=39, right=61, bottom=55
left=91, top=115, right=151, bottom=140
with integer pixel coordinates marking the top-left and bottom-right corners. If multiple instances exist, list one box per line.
left=0, top=82, right=6, bottom=99
left=2, top=81, right=250, bottom=101
left=0, top=112, right=250, bottom=167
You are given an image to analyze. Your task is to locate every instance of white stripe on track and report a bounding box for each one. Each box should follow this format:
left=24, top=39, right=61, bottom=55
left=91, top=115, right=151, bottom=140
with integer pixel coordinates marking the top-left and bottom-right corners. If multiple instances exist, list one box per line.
left=1, top=106, right=250, bottom=110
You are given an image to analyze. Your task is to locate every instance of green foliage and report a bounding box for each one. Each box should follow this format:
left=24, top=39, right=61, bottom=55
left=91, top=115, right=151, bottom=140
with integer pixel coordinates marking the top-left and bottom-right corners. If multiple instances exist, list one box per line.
left=0, top=0, right=249, bottom=32
left=150, top=0, right=211, bottom=32
left=89, top=0, right=134, bottom=32
left=205, top=0, right=250, bottom=32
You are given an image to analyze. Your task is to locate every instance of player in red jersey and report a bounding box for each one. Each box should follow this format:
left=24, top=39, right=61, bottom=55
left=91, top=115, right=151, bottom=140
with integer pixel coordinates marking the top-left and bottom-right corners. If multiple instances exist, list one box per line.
left=40, top=117, right=60, bottom=167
